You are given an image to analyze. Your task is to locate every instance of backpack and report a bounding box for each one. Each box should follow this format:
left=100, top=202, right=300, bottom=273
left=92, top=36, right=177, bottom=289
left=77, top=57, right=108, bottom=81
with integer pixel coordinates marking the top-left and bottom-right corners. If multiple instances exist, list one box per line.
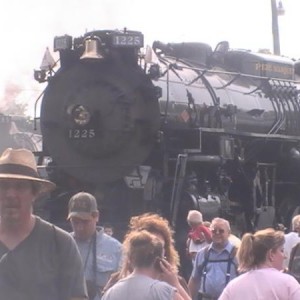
left=198, top=245, right=238, bottom=293
left=288, top=242, right=300, bottom=283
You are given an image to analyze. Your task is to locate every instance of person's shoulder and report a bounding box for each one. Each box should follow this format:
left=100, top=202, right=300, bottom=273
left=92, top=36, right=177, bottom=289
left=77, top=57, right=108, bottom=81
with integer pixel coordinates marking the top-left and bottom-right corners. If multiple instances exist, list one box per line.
left=223, top=241, right=237, bottom=254
left=97, top=229, right=122, bottom=246
left=229, top=234, right=241, bottom=248
left=36, top=217, right=71, bottom=238
left=255, top=268, right=291, bottom=277
left=264, top=268, right=300, bottom=284
left=285, top=232, right=299, bottom=240
left=194, top=244, right=210, bottom=261
left=285, top=231, right=295, bottom=238
left=150, top=279, right=176, bottom=298
left=285, top=232, right=300, bottom=247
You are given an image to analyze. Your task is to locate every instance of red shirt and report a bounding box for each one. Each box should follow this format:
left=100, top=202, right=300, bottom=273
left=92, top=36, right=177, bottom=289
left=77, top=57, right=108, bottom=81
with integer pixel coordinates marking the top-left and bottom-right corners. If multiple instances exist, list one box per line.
left=188, top=224, right=212, bottom=244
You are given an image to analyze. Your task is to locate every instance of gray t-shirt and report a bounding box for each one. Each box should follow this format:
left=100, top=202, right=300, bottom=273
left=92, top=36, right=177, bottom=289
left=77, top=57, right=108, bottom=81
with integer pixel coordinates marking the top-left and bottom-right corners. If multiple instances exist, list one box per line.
left=102, top=273, right=176, bottom=300
left=0, top=216, right=87, bottom=300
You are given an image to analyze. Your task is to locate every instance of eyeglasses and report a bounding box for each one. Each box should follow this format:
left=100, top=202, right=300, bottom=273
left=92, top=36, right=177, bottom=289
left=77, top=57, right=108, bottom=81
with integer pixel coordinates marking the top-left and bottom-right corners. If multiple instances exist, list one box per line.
left=211, top=228, right=225, bottom=234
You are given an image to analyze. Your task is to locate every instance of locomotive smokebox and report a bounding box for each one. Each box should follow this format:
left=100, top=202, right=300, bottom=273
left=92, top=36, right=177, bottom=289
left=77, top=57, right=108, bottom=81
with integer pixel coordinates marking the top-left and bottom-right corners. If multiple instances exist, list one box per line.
left=41, top=58, right=160, bottom=184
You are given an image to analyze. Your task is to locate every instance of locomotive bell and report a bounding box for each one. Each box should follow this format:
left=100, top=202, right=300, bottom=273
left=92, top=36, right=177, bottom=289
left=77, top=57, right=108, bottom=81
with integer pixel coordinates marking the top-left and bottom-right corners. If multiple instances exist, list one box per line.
left=80, top=36, right=103, bottom=60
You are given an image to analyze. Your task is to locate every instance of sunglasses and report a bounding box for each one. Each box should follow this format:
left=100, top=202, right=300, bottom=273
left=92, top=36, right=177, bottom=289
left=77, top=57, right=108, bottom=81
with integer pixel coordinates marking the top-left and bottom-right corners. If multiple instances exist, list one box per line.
left=211, top=228, right=225, bottom=234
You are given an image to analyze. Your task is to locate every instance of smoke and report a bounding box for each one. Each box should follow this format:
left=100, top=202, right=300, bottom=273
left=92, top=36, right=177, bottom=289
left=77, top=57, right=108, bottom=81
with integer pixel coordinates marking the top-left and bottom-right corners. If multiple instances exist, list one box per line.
left=0, top=81, right=28, bottom=116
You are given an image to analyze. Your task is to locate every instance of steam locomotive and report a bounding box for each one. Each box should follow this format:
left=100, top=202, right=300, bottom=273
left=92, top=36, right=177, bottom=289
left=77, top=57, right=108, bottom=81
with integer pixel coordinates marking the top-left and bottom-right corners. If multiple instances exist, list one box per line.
left=34, top=28, right=300, bottom=243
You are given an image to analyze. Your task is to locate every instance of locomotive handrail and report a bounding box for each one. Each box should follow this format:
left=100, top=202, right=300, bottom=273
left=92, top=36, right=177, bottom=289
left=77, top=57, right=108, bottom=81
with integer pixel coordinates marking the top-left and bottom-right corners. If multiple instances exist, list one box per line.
left=33, top=89, right=46, bottom=130
left=167, top=60, right=300, bottom=85
left=216, top=73, right=241, bottom=89
left=170, top=153, right=188, bottom=227
left=186, top=69, right=208, bottom=86
left=243, top=81, right=266, bottom=95
left=175, top=58, right=220, bottom=106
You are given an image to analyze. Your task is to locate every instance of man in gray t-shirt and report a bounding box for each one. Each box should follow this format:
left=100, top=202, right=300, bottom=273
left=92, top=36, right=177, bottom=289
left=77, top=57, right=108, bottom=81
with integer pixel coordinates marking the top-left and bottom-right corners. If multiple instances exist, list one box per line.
left=0, top=148, right=87, bottom=300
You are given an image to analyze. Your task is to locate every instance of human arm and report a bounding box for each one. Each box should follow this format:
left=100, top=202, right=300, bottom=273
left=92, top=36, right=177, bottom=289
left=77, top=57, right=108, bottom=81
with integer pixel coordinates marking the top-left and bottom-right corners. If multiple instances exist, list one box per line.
left=197, top=225, right=212, bottom=242
left=173, top=290, right=185, bottom=300
left=54, top=227, right=88, bottom=299
left=187, top=249, right=204, bottom=300
left=187, top=276, right=200, bottom=300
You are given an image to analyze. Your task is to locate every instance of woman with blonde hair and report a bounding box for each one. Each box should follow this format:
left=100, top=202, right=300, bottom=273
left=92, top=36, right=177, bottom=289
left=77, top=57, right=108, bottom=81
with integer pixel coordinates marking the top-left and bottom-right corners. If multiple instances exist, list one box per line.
left=219, top=228, right=300, bottom=300
left=129, top=213, right=180, bottom=269
left=103, top=213, right=189, bottom=294
left=102, top=230, right=190, bottom=300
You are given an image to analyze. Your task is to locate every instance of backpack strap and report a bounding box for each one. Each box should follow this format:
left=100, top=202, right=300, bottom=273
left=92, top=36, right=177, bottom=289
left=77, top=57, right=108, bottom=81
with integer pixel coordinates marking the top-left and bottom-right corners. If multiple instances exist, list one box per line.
left=199, top=246, right=211, bottom=294
left=52, top=225, right=63, bottom=299
left=225, top=246, right=238, bottom=284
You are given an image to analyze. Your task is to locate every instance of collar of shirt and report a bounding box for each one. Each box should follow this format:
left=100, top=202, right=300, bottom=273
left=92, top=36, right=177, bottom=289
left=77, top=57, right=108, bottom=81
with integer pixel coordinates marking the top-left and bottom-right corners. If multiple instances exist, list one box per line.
left=208, top=241, right=233, bottom=254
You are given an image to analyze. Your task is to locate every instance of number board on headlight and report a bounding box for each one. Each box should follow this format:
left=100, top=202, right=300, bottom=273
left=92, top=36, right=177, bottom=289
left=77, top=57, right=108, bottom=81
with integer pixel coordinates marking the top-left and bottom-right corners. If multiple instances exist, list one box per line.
left=68, top=129, right=95, bottom=139
left=111, top=34, right=143, bottom=47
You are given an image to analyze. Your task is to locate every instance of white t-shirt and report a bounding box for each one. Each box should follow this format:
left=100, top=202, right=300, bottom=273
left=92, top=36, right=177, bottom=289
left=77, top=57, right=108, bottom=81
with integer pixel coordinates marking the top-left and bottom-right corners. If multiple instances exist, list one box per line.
left=188, top=239, right=209, bottom=253
left=284, top=232, right=300, bottom=268
left=219, top=268, right=300, bottom=300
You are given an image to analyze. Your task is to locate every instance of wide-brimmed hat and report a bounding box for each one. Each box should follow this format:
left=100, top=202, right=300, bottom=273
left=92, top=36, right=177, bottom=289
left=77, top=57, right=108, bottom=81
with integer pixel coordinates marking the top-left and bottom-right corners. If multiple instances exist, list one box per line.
left=67, top=192, right=98, bottom=220
left=0, top=148, right=56, bottom=194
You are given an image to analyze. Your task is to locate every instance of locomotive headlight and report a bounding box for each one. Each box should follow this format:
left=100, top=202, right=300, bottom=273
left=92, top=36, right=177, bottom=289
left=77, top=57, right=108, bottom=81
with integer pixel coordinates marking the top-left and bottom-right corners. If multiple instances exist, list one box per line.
left=72, top=105, right=91, bottom=126
left=54, top=35, right=73, bottom=51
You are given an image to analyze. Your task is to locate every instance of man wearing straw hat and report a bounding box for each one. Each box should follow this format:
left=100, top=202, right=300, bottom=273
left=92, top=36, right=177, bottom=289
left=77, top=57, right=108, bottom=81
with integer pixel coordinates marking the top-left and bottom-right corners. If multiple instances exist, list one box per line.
left=0, top=148, right=87, bottom=300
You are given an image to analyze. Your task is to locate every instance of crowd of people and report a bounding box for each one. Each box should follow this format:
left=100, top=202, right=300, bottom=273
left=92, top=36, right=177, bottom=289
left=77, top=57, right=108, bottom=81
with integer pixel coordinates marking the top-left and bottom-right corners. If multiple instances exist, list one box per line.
left=1, top=147, right=300, bottom=300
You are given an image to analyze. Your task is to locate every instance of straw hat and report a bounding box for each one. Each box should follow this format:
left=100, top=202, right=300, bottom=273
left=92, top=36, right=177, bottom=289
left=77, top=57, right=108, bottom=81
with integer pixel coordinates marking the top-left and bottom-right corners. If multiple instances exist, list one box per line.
left=0, top=148, right=56, bottom=194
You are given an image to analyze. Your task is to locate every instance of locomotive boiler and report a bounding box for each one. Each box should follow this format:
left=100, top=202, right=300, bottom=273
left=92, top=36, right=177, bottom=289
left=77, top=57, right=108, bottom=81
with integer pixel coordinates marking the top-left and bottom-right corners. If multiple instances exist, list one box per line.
left=34, top=28, right=300, bottom=242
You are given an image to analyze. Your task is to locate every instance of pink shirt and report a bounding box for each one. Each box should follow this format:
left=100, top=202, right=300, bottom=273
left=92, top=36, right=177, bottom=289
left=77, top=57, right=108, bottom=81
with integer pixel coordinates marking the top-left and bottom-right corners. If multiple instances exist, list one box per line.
left=219, top=268, right=300, bottom=300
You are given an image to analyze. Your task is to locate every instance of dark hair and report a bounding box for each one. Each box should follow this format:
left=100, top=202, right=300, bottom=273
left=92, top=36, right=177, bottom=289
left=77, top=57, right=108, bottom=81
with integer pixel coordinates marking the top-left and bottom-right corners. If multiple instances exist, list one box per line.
left=238, top=228, right=284, bottom=272
left=103, top=223, right=113, bottom=229
left=124, top=230, right=163, bottom=268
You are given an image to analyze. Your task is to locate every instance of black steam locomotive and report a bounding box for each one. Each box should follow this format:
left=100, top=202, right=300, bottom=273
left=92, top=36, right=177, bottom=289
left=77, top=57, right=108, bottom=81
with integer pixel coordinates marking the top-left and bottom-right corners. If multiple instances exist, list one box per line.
left=34, top=28, right=300, bottom=242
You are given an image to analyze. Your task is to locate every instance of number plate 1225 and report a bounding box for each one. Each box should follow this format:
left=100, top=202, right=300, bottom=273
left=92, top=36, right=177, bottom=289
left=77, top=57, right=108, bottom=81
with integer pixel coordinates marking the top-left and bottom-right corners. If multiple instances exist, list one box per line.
left=68, top=129, right=95, bottom=139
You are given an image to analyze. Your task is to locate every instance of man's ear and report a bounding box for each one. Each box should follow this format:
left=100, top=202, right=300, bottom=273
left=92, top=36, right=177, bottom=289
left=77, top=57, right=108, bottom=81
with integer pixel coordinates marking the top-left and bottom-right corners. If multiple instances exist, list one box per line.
left=92, top=211, right=99, bottom=222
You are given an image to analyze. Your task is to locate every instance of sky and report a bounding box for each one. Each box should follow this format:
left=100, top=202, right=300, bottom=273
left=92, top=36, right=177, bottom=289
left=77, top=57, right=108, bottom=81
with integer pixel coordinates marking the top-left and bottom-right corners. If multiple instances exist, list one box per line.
left=0, top=0, right=299, bottom=117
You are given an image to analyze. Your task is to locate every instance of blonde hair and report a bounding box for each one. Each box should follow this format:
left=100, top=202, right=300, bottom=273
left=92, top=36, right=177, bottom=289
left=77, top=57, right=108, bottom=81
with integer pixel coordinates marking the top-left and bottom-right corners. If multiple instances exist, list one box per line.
left=187, top=210, right=203, bottom=225
left=128, top=213, right=180, bottom=269
left=210, top=217, right=231, bottom=231
left=103, top=213, right=180, bottom=293
left=123, top=230, right=163, bottom=268
left=292, top=215, right=300, bottom=231
left=237, top=228, right=284, bottom=273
